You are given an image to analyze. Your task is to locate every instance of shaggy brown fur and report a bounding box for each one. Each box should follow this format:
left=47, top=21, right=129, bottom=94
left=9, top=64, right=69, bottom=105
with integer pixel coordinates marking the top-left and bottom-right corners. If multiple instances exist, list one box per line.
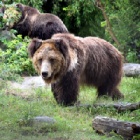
left=28, top=33, right=124, bottom=106
left=2, top=3, right=68, bottom=39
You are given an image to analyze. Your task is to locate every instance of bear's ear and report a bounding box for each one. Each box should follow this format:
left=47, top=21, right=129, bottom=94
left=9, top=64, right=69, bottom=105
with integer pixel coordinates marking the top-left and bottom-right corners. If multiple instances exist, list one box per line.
left=28, top=39, right=42, bottom=58
left=16, top=3, right=24, bottom=12
left=54, top=39, right=68, bottom=58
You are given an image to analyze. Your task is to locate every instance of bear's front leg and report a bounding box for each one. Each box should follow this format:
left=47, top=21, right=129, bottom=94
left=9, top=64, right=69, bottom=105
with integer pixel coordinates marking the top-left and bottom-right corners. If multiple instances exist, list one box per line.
left=51, top=71, right=79, bottom=106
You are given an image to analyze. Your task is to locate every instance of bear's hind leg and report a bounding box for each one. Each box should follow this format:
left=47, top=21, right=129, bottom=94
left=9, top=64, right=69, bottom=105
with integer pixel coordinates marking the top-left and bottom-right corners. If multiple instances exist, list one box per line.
left=109, top=88, right=124, bottom=100
left=97, top=85, right=124, bottom=100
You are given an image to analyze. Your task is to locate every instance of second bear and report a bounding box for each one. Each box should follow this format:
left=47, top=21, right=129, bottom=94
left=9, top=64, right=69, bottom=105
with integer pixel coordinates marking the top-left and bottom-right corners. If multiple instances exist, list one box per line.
left=2, top=3, right=68, bottom=39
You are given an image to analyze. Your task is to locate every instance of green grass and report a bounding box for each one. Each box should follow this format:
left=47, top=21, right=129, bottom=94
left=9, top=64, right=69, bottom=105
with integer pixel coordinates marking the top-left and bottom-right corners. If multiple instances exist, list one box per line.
left=0, top=77, right=140, bottom=140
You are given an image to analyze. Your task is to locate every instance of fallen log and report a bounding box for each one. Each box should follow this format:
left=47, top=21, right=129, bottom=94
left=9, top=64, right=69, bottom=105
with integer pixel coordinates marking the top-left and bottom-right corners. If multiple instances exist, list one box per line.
left=75, top=102, right=140, bottom=112
left=92, top=116, right=140, bottom=140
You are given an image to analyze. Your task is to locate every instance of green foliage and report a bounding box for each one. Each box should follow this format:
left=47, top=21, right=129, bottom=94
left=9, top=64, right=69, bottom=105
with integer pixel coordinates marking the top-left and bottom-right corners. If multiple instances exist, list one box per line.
left=1, top=0, right=43, bottom=12
left=126, top=49, right=139, bottom=63
left=101, top=0, right=140, bottom=62
left=0, top=1, right=41, bottom=79
left=52, top=0, right=105, bottom=37
left=0, top=32, right=36, bottom=79
left=48, top=0, right=140, bottom=62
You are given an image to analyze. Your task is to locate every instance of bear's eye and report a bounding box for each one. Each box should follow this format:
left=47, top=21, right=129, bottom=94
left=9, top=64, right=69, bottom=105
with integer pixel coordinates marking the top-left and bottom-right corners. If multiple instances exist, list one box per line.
left=49, top=58, right=55, bottom=64
left=38, top=58, right=42, bottom=65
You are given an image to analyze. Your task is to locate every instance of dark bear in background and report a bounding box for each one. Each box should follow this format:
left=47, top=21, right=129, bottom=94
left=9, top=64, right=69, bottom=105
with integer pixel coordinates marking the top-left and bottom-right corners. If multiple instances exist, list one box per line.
left=2, top=3, right=68, bottom=39
left=28, top=33, right=124, bottom=106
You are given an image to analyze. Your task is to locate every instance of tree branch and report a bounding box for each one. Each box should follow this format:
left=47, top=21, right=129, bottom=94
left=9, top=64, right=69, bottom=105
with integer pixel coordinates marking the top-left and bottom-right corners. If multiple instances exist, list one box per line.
left=95, top=0, right=121, bottom=47
left=75, top=102, right=140, bottom=113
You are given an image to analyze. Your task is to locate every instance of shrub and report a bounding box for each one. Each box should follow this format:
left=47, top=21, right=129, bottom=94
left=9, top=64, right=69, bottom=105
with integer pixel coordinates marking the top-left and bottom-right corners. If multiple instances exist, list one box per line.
left=0, top=32, right=36, bottom=80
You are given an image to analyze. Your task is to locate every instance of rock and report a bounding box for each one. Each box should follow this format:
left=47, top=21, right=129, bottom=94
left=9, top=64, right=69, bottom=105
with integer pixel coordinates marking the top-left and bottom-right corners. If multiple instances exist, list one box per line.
left=11, top=76, right=47, bottom=89
left=33, top=116, right=56, bottom=124
left=123, top=63, right=140, bottom=77
left=31, top=116, right=56, bottom=129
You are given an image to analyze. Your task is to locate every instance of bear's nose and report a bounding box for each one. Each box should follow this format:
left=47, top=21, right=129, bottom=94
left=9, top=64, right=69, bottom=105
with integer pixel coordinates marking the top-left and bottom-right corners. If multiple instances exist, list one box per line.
left=42, top=72, right=48, bottom=78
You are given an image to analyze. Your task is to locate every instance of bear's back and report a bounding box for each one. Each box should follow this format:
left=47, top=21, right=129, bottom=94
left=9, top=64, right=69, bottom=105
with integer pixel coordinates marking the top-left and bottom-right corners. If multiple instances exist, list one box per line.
left=83, top=37, right=122, bottom=60
left=80, top=37, right=123, bottom=86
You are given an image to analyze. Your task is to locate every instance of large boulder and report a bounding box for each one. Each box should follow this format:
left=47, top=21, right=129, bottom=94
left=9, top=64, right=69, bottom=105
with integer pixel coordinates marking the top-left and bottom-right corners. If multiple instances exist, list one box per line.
left=123, top=63, right=140, bottom=77
left=11, top=76, right=46, bottom=89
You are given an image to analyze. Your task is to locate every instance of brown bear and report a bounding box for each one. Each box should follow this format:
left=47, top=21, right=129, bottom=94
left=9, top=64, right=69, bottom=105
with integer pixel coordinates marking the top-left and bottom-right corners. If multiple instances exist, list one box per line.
left=2, top=3, right=68, bottom=39
left=28, top=33, right=124, bottom=106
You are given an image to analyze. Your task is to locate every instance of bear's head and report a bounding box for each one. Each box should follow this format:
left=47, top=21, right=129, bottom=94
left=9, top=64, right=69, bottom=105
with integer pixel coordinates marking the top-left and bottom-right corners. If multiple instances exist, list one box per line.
left=1, top=4, right=22, bottom=29
left=28, top=38, right=70, bottom=83
left=1, top=3, right=39, bottom=29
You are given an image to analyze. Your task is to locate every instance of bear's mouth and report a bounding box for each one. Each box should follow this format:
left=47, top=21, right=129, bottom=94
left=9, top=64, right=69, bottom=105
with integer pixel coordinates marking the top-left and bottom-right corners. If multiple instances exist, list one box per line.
left=42, top=76, right=53, bottom=84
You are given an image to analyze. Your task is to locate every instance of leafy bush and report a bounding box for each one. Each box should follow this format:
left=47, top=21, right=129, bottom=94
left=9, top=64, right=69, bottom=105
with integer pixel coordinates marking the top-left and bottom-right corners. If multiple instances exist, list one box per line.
left=0, top=2, right=37, bottom=80
left=1, top=1, right=43, bottom=12
left=100, top=0, right=140, bottom=63
left=52, top=0, right=104, bottom=37
left=0, top=32, right=36, bottom=80
left=1, top=3, right=22, bottom=29
left=126, top=49, right=139, bottom=63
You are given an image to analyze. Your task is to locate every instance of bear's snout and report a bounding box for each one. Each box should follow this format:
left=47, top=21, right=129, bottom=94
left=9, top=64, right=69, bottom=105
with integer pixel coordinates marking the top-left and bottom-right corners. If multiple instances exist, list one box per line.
left=40, top=60, right=52, bottom=81
left=42, top=71, right=48, bottom=78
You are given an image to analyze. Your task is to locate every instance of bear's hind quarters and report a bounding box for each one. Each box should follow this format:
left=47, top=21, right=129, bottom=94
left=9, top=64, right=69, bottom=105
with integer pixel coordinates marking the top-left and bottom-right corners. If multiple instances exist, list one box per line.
left=97, top=86, right=124, bottom=101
